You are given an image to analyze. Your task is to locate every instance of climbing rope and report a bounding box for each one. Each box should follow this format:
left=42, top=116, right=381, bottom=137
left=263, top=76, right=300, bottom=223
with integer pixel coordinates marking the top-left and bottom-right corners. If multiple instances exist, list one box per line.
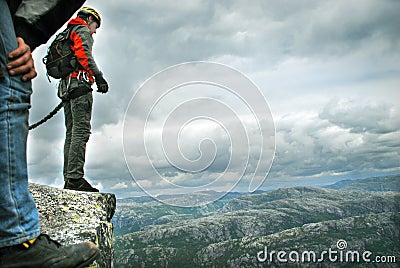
left=29, top=102, right=63, bottom=130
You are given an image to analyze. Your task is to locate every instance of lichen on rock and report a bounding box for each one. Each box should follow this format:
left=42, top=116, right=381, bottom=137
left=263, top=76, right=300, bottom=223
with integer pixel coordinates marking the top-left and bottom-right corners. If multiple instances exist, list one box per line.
left=29, top=183, right=116, bottom=268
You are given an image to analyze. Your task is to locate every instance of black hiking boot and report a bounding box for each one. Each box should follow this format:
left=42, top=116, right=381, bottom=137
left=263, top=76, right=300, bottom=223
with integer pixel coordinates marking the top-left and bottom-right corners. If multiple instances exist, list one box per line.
left=64, top=178, right=99, bottom=192
left=0, top=234, right=99, bottom=268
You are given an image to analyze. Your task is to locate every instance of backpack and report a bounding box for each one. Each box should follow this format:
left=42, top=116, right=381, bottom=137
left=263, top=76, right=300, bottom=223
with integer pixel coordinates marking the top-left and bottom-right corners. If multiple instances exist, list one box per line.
left=42, top=26, right=77, bottom=79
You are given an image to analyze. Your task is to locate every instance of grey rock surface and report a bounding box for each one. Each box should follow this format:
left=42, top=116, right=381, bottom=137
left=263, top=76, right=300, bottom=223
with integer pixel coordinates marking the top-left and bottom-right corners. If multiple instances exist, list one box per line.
left=29, top=183, right=116, bottom=268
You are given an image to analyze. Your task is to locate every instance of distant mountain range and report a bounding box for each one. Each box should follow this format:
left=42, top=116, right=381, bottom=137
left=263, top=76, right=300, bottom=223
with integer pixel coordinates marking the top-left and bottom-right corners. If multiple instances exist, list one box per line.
left=323, top=174, right=400, bottom=192
left=113, top=174, right=399, bottom=267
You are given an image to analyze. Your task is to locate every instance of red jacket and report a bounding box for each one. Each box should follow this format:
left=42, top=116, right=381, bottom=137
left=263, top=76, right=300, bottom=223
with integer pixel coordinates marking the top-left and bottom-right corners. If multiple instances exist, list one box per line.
left=67, top=17, right=102, bottom=84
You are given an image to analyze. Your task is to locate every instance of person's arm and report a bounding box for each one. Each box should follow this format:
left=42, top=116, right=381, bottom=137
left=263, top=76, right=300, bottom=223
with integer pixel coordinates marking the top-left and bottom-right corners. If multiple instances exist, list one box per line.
left=13, top=0, right=86, bottom=51
left=7, top=37, right=37, bottom=81
left=71, top=25, right=108, bottom=93
left=70, top=25, right=101, bottom=78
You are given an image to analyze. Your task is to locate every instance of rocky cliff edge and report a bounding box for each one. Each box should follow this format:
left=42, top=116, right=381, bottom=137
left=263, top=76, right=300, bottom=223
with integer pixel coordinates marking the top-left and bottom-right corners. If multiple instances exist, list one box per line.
left=29, top=183, right=116, bottom=268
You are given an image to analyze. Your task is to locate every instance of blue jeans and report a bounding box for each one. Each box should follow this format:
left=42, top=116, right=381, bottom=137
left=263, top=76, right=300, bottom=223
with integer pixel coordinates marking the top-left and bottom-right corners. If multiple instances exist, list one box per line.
left=0, top=0, right=40, bottom=247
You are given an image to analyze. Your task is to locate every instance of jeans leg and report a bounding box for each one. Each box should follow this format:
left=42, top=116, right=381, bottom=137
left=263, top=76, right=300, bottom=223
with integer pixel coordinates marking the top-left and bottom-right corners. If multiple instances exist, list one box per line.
left=0, top=0, right=40, bottom=247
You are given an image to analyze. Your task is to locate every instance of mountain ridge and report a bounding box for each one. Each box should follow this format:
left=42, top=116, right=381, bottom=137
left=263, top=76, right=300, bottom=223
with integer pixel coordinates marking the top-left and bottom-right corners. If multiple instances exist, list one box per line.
left=113, top=174, right=399, bottom=267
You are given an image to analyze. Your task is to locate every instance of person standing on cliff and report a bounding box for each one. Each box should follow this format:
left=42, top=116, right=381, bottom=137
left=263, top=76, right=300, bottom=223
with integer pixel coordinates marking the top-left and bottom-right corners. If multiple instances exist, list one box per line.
left=59, top=7, right=109, bottom=192
left=0, top=1, right=100, bottom=267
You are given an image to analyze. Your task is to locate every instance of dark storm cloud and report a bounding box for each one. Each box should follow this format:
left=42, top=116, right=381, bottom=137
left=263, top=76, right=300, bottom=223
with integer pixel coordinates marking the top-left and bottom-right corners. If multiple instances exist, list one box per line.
left=271, top=99, right=400, bottom=179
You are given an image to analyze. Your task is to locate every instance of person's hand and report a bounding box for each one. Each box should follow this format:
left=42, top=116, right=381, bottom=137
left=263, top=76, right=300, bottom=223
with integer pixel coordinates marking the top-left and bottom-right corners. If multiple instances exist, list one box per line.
left=95, top=74, right=109, bottom=94
left=7, top=37, right=37, bottom=81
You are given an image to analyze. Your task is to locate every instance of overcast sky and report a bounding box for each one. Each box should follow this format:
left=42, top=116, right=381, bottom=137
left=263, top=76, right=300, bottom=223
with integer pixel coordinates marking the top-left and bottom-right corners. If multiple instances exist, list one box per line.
left=28, top=0, right=400, bottom=199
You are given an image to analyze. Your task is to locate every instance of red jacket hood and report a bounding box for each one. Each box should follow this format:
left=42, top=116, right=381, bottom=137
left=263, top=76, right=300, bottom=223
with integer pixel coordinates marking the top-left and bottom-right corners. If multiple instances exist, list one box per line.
left=68, top=17, right=89, bottom=27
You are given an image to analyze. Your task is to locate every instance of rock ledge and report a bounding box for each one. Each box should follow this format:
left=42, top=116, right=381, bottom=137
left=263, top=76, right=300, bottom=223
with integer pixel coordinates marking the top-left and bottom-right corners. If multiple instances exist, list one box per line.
left=29, top=183, right=116, bottom=268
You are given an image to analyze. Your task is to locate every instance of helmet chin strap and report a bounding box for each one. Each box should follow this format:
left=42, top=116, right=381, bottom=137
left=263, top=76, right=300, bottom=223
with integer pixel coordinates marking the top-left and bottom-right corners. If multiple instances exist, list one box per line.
left=85, top=17, right=97, bottom=34
left=87, top=17, right=98, bottom=28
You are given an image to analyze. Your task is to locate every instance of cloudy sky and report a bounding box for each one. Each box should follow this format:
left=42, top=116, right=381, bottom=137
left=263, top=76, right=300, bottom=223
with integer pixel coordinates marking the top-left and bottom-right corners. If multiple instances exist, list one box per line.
left=28, top=0, right=399, bottom=199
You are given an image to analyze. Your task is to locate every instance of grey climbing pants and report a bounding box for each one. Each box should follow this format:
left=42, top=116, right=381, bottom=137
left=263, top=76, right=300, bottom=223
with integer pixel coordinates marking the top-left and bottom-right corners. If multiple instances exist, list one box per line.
left=63, top=91, right=93, bottom=180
